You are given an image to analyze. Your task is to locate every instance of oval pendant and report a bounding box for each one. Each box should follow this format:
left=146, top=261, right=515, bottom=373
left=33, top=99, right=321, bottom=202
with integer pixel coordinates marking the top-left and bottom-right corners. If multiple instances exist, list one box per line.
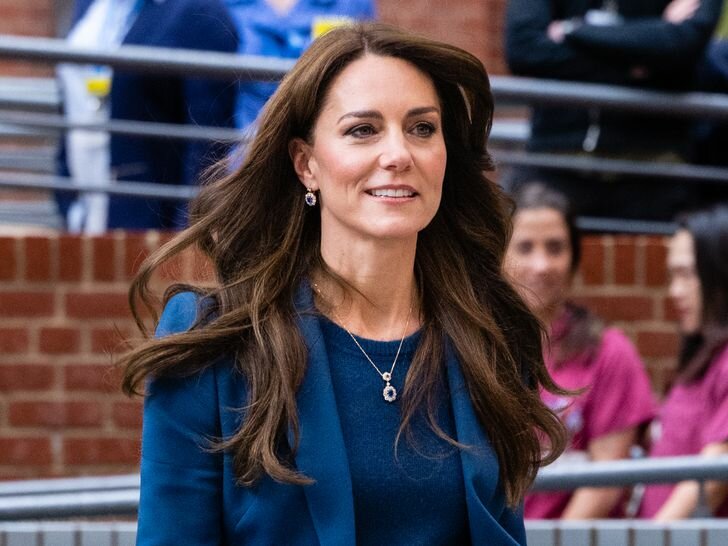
left=383, top=384, right=397, bottom=402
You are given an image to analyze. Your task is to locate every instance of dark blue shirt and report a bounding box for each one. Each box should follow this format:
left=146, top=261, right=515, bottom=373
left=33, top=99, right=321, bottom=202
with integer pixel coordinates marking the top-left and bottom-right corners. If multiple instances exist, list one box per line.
left=320, top=316, right=471, bottom=545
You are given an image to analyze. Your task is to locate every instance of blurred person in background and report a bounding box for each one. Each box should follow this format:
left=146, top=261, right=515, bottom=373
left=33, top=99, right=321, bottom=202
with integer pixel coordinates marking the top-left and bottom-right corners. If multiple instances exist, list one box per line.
left=505, top=182, right=656, bottom=519
left=504, top=0, right=723, bottom=221
left=57, top=0, right=238, bottom=233
left=637, top=204, right=728, bottom=519
left=225, top=0, right=375, bottom=131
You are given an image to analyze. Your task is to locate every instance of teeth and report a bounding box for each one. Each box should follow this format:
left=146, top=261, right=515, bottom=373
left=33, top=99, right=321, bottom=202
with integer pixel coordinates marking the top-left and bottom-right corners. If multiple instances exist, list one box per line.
left=370, top=188, right=414, bottom=198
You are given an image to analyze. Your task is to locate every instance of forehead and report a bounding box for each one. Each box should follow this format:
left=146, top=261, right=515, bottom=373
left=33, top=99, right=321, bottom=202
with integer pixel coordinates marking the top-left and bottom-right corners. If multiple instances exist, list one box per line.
left=512, top=207, right=569, bottom=240
left=668, top=229, right=695, bottom=268
left=318, top=54, right=439, bottom=115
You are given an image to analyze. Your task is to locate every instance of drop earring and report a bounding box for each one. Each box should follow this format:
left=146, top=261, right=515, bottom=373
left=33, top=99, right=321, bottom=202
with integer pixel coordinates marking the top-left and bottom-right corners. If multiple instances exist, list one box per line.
left=304, top=188, right=317, bottom=207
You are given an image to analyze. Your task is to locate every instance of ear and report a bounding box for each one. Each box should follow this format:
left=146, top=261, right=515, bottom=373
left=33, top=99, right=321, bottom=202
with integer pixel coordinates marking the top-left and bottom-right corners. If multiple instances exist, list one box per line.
left=289, top=138, right=317, bottom=190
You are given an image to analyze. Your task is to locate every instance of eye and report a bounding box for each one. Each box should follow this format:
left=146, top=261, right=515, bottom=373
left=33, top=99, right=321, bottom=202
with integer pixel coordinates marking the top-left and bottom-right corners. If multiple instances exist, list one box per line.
left=345, top=124, right=376, bottom=138
left=411, top=121, right=436, bottom=138
left=545, top=240, right=568, bottom=256
left=515, top=241, right=533, bottom=255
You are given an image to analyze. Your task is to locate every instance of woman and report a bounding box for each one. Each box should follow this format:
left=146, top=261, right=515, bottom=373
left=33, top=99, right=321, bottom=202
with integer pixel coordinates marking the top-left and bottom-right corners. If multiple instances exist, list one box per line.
left=504, top=183, right=656, bottom=519
left=638, top=205, right=728, bottom=519
left=122, top=24, right=565, bottom=544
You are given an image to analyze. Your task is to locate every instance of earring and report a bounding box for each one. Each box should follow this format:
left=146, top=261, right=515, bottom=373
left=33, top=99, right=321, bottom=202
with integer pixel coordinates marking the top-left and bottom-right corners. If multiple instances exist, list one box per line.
left=304, top=188, right=317, bottom=207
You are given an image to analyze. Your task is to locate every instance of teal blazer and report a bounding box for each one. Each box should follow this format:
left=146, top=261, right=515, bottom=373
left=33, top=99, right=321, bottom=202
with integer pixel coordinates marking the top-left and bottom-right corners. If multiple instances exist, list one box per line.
left=136, top=290, right=526, bottom=545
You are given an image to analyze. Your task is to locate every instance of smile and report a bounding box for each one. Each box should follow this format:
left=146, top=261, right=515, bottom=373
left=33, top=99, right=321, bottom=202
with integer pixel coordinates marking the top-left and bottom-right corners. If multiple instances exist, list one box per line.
left=367, top=188, right=417, bottom=198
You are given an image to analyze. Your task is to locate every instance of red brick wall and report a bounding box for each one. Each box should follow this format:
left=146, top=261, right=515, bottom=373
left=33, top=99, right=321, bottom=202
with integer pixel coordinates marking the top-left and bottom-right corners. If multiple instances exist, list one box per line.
left=0, top=232, right=679, bottom=479
left=379, top=0, right=508, bottom=75
left=0, top=0, right=56, bottom=76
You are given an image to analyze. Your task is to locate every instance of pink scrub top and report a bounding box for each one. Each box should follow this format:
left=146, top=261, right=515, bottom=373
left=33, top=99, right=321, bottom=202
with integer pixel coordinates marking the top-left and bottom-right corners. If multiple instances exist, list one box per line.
left=638, top=343, right=728, bottom=518
left=525, top=319, right=657, bottom=519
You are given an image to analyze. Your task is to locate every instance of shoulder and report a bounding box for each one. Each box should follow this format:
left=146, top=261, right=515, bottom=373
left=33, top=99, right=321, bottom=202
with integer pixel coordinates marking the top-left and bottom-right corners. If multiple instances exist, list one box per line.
left=706, top=343, right=728, bottom=382
left=155, top=291, right=203, bottom=338
left=591, top=327, right=647, bottom=377
left=597, top=327, right=641, bottom=360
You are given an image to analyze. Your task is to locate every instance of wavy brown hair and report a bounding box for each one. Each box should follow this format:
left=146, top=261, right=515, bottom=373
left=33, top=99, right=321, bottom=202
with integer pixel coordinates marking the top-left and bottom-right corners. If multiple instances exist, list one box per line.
left=121, top=23, right=566, bottom=506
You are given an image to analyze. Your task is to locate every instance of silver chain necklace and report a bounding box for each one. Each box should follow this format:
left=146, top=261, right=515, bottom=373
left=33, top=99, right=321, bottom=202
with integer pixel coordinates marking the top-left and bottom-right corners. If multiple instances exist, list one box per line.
left=313, top=283, right=413, bottom=403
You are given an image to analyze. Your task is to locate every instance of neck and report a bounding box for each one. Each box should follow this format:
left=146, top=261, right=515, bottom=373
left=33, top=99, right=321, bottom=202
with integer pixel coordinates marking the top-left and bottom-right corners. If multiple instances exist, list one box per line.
left=314, top=236, right=420, bottom=340
left=540, top=301, right=566, bottom=331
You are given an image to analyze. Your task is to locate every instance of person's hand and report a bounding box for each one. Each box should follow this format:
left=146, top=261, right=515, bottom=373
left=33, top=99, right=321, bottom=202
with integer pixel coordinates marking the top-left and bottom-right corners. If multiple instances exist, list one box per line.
left=663, top=0, right=700, bottom=23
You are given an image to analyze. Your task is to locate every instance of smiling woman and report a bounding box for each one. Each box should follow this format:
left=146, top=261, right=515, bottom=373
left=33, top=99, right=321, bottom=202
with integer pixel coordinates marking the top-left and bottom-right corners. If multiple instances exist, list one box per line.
left=120, top=23, right=566, bottom=545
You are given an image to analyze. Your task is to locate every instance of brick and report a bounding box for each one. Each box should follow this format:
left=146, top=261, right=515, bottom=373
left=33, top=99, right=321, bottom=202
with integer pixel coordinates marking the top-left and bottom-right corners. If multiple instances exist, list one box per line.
left=113, top=401, right=143, bottom=429
left=0, top=364, right=54, bottom=391
left=64, top=364, right=120, bottom=393
left=39, top=327, right=80, bottom=354
left=124, top=233, right=150, bottom=280
left=91, top=327, right=131, bottom=354
left=0, top=237, right=16, bottom=280
left=573, top=295, right=653, bottom=322
left=65, top=292, right=130, bottom=319
left=24, top=236, right=52, bottom=282
left=645, top=236, right=668, bottom=287
left=636, top=330, right=680, bottom=358
left=614, top=236, right=636, bottom=285
left=92, top=236, right=117, bottom=282
left=64, top=438, right=141, bottom=465
left=663, top=296, right=680, bottom=322
left=9, top=401, right=103, bottom=428
left=0, top=291, right=54, bottom=317
left=58, top=235, right=83, bottom=282
left=0, top=328, right=29, bottom=353
left=580, top=237, right=605, bottom=285
left=0, top=437, right=52, bottom=466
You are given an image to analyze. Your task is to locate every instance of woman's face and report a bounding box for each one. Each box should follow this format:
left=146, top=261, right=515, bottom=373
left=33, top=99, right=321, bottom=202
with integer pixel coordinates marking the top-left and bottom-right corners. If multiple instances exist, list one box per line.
left=290, top=54, right=446, bottom=245
left=505, top=207, right=573, bottom=318
left=668, top=229, right=702, bottom=334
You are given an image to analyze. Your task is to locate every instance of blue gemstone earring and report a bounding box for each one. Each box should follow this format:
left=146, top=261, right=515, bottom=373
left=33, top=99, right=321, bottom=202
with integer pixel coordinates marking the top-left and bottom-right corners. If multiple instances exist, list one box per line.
left=304, top=188, right=317, bottom=207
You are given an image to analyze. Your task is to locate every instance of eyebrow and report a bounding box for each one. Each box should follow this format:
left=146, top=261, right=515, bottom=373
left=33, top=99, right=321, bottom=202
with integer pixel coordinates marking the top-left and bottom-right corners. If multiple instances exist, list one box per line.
left=337, top=106, right=440, bottom=124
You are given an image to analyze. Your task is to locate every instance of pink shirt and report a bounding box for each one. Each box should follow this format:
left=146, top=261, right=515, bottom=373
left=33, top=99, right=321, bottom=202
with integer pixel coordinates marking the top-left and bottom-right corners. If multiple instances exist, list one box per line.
left=638, top=344, right=728, bottom=518
left=525, top=327, right=657, bottom=519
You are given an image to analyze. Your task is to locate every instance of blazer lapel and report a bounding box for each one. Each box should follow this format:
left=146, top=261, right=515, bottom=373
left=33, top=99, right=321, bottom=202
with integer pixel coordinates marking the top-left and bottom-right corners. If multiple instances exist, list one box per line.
left=446, top=348, right=507, bottom=546
left=292, top=284, right=356, bottom=546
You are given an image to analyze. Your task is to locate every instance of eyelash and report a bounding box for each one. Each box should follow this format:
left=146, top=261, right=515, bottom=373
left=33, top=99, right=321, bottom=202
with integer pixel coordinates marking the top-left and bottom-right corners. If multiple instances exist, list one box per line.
left=344, top=121, right=438, bottom=139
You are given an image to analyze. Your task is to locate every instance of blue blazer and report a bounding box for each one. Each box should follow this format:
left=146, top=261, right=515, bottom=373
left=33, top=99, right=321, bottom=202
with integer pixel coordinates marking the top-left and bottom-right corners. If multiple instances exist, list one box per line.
left=136, top=290, right=526, bottom=545
left=58, top=0, right=238, bottom=230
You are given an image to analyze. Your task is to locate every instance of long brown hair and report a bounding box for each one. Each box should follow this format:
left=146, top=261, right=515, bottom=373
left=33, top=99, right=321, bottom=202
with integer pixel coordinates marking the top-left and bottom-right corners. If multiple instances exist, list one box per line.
left=121, top=23, right=565, bottom=506
left=675, top=204, right=728, bottom=383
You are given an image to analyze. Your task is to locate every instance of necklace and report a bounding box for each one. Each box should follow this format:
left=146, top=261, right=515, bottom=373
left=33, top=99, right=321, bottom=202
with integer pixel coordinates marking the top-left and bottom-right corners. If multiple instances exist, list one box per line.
left=313, top=283, right=413, bottom=403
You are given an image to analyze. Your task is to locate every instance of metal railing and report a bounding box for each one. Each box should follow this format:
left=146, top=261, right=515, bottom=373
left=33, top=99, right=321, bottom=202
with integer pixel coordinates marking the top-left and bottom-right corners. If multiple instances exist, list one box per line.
left=1, top=455, right=727, bottom=520
left=0, top=33, right=727, bottom=234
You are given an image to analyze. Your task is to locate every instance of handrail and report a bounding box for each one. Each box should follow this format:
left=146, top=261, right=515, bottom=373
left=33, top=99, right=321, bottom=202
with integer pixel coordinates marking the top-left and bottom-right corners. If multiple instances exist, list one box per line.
left=532, top=455, right=728, bottom=491
left=495, top=151, right=728, bottom=185
left=0, top=34, right=293, bottom=80
left=0, top=173, right=196, bottom=201
left=0, top=474, right=139, bottom=497
left=0, top=455, right=726, bottom=519
left=2, top=34, right=728, bottom=118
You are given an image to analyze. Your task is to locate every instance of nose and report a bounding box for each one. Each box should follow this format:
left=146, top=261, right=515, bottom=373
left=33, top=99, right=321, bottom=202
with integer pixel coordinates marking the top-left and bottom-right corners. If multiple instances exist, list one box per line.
left=531, top=250, right=552, bottom=275
left=668, top=276, right=684, bottom=302
left=378, top=131, right=413, bottom=172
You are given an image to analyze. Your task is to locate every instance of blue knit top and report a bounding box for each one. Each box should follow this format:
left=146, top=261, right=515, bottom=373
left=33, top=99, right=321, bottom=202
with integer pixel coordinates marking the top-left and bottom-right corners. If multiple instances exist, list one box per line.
left=319, top=316, right=471, bottom=545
